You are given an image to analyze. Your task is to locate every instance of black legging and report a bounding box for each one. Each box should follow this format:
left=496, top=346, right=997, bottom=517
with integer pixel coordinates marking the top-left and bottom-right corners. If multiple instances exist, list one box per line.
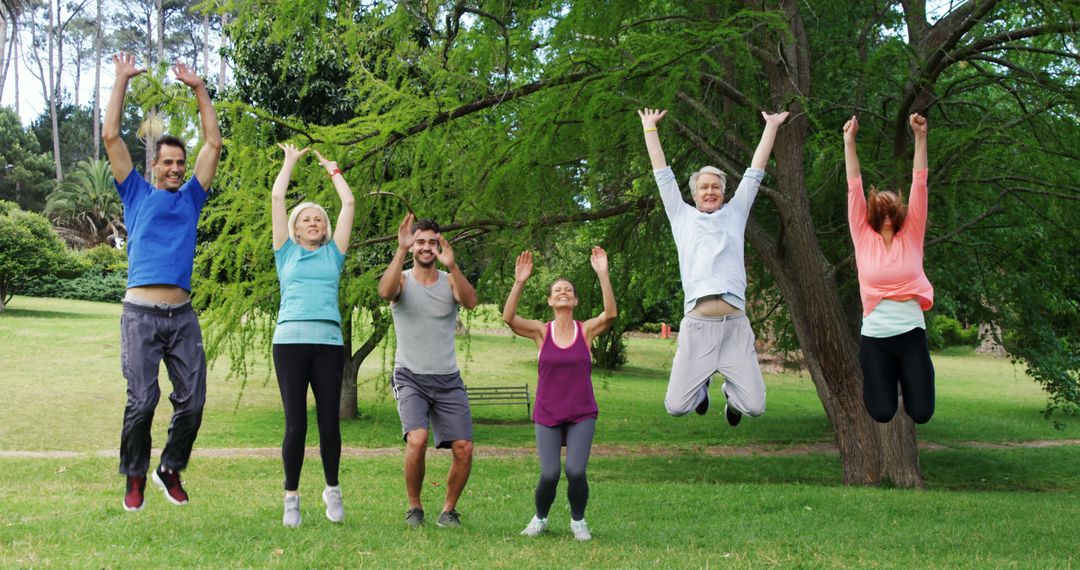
left=859, top=327, right=935, bottom=424
left=272, top=343, right=344, bottom=491
left=534, top=418, right=595, bottom=521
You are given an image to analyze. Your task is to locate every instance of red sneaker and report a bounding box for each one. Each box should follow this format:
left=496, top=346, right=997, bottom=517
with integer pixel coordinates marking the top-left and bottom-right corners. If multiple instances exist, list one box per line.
left=124, top=475, right=146, bottom=512
left=152, top=466, right=189, bottom=505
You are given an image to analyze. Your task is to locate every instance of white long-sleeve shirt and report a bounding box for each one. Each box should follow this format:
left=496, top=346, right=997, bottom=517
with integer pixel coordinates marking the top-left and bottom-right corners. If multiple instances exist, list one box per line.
left=653, top=166, right=765, bottom=314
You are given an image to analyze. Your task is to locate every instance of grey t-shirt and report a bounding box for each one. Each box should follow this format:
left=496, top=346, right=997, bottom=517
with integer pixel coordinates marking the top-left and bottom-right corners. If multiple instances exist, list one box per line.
left=391, top=269, right=459, bottom=374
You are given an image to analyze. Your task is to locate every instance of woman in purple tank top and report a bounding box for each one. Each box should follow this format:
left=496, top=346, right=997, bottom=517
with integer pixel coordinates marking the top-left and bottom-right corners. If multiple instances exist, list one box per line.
left=502, top=246, right=617, bottom=541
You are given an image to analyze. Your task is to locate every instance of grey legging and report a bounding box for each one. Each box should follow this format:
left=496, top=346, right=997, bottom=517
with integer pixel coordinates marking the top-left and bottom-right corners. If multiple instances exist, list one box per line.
left=534, top=418, right=596, bottom=521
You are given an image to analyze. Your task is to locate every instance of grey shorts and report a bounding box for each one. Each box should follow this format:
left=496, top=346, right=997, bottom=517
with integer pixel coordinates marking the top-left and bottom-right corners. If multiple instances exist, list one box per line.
left=392, top=366, right=474, bottom=449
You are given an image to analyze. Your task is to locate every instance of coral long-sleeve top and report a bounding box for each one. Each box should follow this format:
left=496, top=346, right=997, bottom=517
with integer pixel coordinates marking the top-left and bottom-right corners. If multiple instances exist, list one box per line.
left=848, top=169, right=934, bottom=317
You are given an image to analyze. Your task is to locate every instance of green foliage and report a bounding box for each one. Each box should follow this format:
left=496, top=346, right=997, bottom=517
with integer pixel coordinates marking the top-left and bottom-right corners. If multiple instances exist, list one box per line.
left=13, top=244, right=128, bottom=304
left=0, top=107, right=55, bottom=212
left=927, top=314, right=979, bottom=351
left=45, top=160, right=123, bottom=249
left=210, top=1, right=1080, bottom=418
left=30, top=104, right=97, bottom=176
left=0, top=201, right=77, bottom=308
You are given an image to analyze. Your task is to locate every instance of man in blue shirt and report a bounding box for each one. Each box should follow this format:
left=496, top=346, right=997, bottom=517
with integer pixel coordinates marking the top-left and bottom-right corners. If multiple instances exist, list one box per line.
left=103, top=51, right=222, bottom=512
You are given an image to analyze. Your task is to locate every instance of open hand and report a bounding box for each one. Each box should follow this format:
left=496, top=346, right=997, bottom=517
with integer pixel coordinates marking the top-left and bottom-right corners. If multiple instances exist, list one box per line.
left=637, top=108, right=668, bottom=129
left=435, top=234, right=455, bottom=268
left=590, top=246, right=608, bottom=274
left=172, top=62, right=204, bottom=89
left=312, top=149, right=338, bottom=174
left=397, top=212, right=417, bottom=251
left=277, top=143, right=309, bottom=163
left=514, top=250, right=533, bottom=284
left=113, top=52, right=146, bottom=81
left=762, top=111, right=790, bottom=127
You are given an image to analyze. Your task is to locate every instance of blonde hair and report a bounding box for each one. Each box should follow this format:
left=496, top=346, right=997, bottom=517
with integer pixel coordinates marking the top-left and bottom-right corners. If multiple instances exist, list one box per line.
left=688, top=166, right=727, bottom=194
left=287, top=202, right=332, bottom=244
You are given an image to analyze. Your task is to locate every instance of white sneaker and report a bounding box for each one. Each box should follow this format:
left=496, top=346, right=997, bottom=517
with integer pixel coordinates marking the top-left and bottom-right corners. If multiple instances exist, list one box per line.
left=570, top=518, right=591, bottom=541
left=283, top=495, right=301, bottom=528
left=520, top=515, right=548, bottom=537
left=322, top=486, right=344, bottom=523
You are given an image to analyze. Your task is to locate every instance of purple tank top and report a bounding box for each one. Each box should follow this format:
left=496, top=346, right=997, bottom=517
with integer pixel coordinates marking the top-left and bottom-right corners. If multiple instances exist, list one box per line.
left=534, top=320, right=599, bottom=427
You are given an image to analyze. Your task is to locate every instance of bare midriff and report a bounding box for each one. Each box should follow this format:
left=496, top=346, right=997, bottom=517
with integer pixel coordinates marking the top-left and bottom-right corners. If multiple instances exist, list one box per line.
left=689, top=294, right=741, bottom=317
left=127, top=285, right=190, bottom=304
left=885, top=294, right=916, bottom=302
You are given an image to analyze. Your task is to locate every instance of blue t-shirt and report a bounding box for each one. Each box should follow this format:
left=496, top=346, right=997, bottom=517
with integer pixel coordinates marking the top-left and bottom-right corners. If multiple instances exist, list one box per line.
left=116, top=170, right=207, bottom=291
left=274, top=239, right=346, bottom=325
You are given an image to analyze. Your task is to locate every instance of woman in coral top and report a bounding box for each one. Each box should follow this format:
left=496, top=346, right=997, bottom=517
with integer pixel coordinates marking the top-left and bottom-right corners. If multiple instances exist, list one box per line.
left=843, top=113, right=935, bottom=424
left=502, top=247, right=617, bottom=541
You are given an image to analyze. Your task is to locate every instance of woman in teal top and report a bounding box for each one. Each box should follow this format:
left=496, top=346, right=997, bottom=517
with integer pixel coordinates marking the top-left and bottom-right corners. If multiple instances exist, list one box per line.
left=270, top=143, right=355, bottom=528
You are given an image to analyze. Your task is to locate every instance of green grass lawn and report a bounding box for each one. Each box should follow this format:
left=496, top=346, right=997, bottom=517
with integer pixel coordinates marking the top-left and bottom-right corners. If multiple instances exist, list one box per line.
left=1, top=297, right=1078, bottom=568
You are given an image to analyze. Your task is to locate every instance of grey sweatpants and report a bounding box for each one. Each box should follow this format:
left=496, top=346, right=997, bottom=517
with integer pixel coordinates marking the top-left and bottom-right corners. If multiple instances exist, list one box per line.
left=534, top=418, right=596, bottom=521
left=664, top=313, right=766, bottom=417
left=118, top=300, right=207, bottom=476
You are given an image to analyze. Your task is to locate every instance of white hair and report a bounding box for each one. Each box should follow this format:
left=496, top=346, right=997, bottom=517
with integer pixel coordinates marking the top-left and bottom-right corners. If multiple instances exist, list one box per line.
left=688, top=166, right=727, bottom=194
left=287, top=202, right=332, bottom=245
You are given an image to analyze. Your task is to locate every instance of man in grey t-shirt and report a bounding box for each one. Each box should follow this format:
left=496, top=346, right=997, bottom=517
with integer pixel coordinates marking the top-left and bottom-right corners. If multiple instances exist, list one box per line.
left=378, top=213, right=479, bottom=528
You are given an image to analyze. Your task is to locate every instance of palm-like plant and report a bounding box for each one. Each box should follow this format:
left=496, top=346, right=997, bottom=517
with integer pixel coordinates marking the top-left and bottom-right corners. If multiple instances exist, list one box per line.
left=45, top=159, right=124, bottom=249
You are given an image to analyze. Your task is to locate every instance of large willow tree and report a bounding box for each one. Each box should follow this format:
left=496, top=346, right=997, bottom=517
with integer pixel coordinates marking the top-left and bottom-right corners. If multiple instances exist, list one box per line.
left=196, top=0, right=1079, bottom=487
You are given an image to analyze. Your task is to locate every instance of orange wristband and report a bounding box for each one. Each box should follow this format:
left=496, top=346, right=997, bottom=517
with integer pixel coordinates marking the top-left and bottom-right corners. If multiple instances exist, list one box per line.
left=328, top=168, right=342, bottom=178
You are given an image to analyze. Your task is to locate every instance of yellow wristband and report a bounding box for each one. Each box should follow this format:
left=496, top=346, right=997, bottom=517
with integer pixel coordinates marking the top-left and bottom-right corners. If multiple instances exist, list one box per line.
left=643, top=127, right=657, bottom=133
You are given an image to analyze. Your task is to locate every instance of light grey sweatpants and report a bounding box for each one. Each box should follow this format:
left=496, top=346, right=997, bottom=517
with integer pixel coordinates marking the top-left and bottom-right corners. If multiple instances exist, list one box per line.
left=664, top=313, right=766, bottom=417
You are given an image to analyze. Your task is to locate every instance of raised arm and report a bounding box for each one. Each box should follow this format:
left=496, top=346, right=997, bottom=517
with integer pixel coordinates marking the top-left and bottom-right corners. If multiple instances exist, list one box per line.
left=502, top=250, right=546, bottom=347
left=843, top=115, right=861, bottom=180
left=173, top=63, right=222, bottom=190
left=271, top=143, right=309, bottom=250
left=377, top=212, right=415, bottom=301
left=102, top=52, right=146, bottom=183
left=437, top=234, right=478, bottom=310
left=312, top=150, right=355, bottom=254
left=907, top=113, right=929, bottom=239
left=749, top=111, right=790, bottom=170
left=844, top=116, right=869, bottom=236
left=910, top=113, right=927, bottom=171
left=637, top=108, right=668, bottom=170
left=582, top=246, right=617, bottom=343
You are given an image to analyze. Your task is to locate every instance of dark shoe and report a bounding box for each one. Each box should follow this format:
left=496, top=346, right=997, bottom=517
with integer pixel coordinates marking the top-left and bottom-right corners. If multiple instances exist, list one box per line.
left=724, top=403, right=742, bottom=427
left=437, top=509, right=462, bottom=528
left=695, top=380, right=711, bottom=415
left=152, top=466, right=189, bottom=505
left=123, top=475, right=146, bottom=512
left=405, top=508, right=425, bottom=527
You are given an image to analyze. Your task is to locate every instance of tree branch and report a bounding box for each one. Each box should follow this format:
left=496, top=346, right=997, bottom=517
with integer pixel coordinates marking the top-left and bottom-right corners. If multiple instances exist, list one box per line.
left=354, top=195, right=656, bottom=248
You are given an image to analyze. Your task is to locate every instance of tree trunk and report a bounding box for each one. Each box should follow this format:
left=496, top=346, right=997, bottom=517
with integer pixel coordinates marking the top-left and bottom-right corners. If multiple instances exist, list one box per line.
left=1, top=13, right=9, bottom=98
left=202, top=12, right=208, bottom=73
left=339, top=307, right=391, bottom=419
left=13, top=20, right=19, bottom=118
left=48, top=0, right=63, bottom=182
left=92, top=0, right=101, bottom=159
left=155, top=0, right=163, bottom=63
left=750, top=0, right=925, bottom=487
left=217, top=12, right=227, bottom=91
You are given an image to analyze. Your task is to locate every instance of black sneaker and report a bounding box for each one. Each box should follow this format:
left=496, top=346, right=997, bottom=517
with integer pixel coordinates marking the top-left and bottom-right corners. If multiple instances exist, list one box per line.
left=437, top=509, right=462, bottom=528
left=152, top=465, right=189, bottom=505
left=725, top=403, right=743, bottom=427
left=695, top=380, right=711, bottom=415
left=123, top=475, right=146, bottom=512
left=405, top=508, right=425, bottom=527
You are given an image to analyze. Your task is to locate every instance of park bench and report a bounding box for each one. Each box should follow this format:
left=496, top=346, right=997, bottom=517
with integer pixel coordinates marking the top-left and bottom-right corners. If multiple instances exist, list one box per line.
left=466, top=384, right=531, bottom=417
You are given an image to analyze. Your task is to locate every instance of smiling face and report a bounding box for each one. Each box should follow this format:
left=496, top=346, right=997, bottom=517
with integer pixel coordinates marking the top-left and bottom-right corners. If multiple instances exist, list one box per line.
left=294, top=207, right=328, bottom=246
left=692, top=172, right=726, bottom=213
left=411, top=229, right=439, bottom=268
left=152, top=144, right=186, bottom=191
left=547, top=279, right=578, bottom=311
